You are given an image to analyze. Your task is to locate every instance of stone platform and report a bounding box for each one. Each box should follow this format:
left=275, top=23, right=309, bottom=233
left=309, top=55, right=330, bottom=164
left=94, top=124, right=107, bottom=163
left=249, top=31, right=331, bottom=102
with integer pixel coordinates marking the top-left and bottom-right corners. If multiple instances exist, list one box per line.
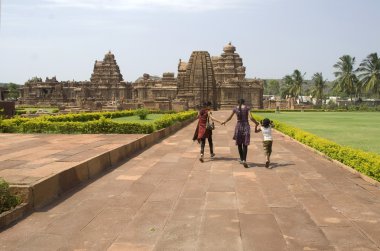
left=0, top=134, right=145, bottom=185
left=1, top=111, right=380, bottom=250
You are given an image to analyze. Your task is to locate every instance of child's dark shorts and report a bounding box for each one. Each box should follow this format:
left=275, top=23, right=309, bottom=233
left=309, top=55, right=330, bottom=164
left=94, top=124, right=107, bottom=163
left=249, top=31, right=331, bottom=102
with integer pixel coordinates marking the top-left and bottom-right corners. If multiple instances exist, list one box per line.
left=263, top=140, right=273, bottom=155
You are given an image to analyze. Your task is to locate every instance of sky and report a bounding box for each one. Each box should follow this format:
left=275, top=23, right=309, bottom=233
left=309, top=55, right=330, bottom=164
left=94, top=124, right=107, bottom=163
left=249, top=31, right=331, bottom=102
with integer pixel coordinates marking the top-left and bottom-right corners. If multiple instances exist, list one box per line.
left=0, top=0, right=379, bottom=84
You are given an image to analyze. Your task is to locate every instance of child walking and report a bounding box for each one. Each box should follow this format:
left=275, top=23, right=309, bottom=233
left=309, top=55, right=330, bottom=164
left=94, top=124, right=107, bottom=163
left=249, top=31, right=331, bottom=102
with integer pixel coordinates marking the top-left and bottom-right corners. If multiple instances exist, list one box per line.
left=255, top=118, right=273, bottom=168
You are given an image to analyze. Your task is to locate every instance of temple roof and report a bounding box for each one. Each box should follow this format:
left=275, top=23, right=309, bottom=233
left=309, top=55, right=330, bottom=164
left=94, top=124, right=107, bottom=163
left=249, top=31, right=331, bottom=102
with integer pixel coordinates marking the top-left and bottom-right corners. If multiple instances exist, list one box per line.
left=223, top=42, right=236, bottom=53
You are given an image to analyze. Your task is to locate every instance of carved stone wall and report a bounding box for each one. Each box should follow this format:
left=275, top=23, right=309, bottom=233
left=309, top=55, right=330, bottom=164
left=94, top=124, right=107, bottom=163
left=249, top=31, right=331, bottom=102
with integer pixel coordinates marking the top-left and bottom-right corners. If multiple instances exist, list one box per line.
left=177, top=51, right=217, bottom=109
left=18, top=45, right=263, bottom=110
left=19, top=52, right=133, bottom=106
left=176, top=43, right=263, bottom=109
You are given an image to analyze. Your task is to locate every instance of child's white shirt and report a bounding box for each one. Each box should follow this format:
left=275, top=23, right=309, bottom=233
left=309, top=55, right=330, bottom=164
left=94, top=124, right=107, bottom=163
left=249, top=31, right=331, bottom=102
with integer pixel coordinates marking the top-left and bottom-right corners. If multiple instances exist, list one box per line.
left=261, top=126, right=273, bottom=141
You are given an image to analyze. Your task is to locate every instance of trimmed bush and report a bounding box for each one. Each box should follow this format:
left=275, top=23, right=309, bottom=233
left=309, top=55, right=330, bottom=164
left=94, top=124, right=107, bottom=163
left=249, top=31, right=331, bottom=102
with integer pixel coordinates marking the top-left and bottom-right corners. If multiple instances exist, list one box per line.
left=252, top=113, right=380, bottom=182
left=135, top=108, right=149, bottom=120
left=0, top=178, right=21, bottom=214
left=0, top=110, right=197, bottom=134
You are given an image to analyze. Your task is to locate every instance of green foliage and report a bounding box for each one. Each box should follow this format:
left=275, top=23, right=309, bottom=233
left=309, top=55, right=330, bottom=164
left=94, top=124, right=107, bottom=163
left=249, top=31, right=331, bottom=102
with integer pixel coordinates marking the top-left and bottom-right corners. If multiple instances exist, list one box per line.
left=0, top=178, right=21, bottom=214
left=135, top=108, right=149, bottom=120
left=252, top=113, right=380, bottom=182
left=154, top=111, right=197, bottom=130
left=0, top=110, right=197, bottom=134
left=357, top=52, right=380, bottom=98
left=7, top=83, right=19, bottom=100
left=282, top=69, right=305, bottom=98
left=333, top=55, right=360, bottom=100
left=266, top=80, right=280, bottom=95
left=310, top=72, right=327, bottom=106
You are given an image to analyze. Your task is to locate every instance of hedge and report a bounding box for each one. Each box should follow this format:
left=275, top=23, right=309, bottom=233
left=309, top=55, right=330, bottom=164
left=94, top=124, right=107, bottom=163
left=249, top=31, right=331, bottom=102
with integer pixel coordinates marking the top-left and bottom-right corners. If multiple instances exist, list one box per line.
left=252, top=107, right=380, bottom=113
left=0, top=110, right=197, bottom=134
left=0, top=178, right=21, bottom=214
left=252, top=113, right=380, bottom=182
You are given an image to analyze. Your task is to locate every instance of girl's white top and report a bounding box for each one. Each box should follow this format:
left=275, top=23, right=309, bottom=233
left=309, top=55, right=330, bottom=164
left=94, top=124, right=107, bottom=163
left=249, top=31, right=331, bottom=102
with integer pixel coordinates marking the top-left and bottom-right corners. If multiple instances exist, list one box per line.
left=261, top=126, right=273, bottom=141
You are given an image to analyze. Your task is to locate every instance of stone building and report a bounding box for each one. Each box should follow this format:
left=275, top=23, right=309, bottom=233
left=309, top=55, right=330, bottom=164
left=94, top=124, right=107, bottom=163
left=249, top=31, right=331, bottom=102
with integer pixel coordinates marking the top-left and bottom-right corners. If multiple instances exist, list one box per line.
left=214, top=43, right=263, bottom=109
left=133, top=73, right=177, bottom=110
left=176, top=43, right=263, bottom=109
left=19, top=43, right=263, bottom=110
left=19, top=52, right=133, bottom=108
left=89, top=51, right=132, bottom=102
left=176, top=51, right=217, bottom=110
left=19, top=77, right=82, bottom=105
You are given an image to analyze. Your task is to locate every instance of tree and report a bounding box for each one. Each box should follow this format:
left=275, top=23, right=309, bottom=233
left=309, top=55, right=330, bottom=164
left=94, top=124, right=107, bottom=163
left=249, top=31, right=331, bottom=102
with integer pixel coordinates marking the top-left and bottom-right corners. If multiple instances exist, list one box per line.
left=267, top=80, right=280, bottom=95
left=281, top=69, right=305, bottom=99
left=7, top=83, right=19, bottom=100
left=310, top=72, right=327, bottom=106
left=357, top=52, right=380, bottom=98
left=333, top=55, right=359, bottom=100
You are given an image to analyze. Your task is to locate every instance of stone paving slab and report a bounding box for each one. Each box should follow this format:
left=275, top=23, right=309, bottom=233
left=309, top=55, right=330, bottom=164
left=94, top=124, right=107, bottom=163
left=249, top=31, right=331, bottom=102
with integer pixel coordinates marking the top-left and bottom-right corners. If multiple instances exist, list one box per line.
left=1, top=110, right=380, bottom=250
left=0, top=134, right=145, bottom=185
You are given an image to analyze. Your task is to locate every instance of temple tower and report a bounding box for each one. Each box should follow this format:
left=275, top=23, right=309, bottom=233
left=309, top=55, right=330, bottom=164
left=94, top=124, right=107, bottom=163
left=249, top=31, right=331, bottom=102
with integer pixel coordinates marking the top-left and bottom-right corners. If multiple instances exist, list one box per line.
left=213, top=42, right=246, bottom=83
left=90, top=51, right=123, bottom=85
left=177, top=51, right=217, bottom=109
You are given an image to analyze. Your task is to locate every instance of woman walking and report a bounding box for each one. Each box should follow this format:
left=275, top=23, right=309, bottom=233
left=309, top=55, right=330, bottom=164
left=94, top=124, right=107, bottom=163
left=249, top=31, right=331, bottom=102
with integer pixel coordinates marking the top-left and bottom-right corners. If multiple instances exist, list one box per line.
left=193, top=101, right=222, bottom=162
left=222, top=99, right=259, bottom=168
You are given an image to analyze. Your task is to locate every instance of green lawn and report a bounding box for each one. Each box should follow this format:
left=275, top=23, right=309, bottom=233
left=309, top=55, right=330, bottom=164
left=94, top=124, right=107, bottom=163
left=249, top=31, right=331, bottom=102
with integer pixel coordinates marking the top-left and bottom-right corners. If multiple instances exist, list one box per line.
left=255, top=112, right=380, bottom=154
left=112, top=114, right=165, bottom=123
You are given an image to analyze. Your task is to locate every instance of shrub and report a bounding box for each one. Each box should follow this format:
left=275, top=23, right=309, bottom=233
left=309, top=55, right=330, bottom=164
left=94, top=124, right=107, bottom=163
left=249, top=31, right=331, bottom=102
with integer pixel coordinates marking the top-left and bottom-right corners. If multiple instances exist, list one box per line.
left=0, top=178, right=21, bottom=214
left=135, top=108, right=149, bottom=120
left=0, top=110, right=197, bottom=134
left=252, top=113, right=380, bottom=182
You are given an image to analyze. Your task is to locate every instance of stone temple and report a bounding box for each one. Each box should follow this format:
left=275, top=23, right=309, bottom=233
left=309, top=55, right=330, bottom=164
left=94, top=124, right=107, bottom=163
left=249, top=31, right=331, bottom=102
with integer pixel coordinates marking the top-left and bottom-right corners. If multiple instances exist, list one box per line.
left=19, top=43, right=263, bottom=110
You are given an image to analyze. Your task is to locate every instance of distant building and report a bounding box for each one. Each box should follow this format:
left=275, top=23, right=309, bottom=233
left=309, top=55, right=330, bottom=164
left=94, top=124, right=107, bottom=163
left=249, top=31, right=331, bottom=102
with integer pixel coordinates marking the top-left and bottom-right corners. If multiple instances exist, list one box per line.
left=19, top=43, right=264, bottom=110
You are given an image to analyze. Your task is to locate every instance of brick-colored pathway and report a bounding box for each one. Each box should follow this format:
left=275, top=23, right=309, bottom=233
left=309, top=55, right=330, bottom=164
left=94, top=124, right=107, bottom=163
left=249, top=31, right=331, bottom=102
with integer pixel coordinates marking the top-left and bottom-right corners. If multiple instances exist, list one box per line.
left=1, top=111, right=380, bottom=250
left=0, top=134, right=144, bottom=185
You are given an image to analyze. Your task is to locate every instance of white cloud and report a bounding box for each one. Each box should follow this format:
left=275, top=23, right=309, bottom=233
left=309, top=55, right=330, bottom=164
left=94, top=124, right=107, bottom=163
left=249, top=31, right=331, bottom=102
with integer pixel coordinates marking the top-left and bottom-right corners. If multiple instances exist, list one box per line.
left=42, top=0, right=255, bottom=11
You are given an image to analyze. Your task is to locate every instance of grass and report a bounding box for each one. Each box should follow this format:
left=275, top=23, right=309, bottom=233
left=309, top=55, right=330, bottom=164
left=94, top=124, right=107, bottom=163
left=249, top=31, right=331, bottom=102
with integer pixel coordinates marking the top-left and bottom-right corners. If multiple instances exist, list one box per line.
left=254, top=112, right=380, bottom=154
left=112, top=114, right=165, bottom=123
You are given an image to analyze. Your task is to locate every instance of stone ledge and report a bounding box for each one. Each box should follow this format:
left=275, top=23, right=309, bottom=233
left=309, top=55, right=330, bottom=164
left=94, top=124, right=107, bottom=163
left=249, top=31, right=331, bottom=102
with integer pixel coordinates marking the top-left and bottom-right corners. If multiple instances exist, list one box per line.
left=0, top=203, right=29, bottom=229
left=0, top=117, right=196, bottom=229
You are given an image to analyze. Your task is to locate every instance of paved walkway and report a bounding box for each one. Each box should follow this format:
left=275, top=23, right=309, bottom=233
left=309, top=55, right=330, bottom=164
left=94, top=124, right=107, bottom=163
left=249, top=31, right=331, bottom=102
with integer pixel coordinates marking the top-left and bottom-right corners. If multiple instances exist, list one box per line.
left=0, top=134, right=145, bottom=185
left=1, top=110, right=380, bottom=251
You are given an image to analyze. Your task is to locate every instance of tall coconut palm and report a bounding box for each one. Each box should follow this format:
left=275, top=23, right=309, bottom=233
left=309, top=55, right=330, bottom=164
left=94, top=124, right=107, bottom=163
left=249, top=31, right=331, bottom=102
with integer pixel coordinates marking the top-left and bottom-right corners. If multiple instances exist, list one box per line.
left=310, top=72, right=326, bottom=106
left=282, top=69, right=305, bottom=98
left=282, top=69, right=305, bottom=108
left=333, top=55, right=359, bottom=100
left=357, top=53, right=380, bottom=98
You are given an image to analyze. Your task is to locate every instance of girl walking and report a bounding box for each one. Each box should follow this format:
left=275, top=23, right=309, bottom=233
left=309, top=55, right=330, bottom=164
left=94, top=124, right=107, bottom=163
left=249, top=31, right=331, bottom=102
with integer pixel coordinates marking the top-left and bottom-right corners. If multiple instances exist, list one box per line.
left=255, top=118, right=274, bottom=168
left=222, top=99, right=259, bottom=168
left=193, top=102, right=223, bottom=162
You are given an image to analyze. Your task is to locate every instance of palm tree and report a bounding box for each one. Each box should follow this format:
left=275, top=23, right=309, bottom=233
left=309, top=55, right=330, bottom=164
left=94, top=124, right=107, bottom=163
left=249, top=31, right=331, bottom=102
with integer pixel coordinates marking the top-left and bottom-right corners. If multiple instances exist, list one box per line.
left=282, top=70, right=305, bottom=97
left=310, top=72, right=326, bottom=106
left=282, top=69, right=305, bottom=108
left=357, top=53, right=380, bottom=98
left=333, top=55, right=359, bottom=101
